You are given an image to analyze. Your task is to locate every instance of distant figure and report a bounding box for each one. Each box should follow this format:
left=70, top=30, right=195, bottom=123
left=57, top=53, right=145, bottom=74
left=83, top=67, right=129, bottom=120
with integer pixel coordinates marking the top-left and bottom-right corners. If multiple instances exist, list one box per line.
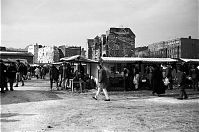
left=176, top=65, right=188, bottom=100
left=189, top=65, right=199, bottom=91
left=165, top=65, right=173, bottom=90
left=123, top=67, right=129, bottom=91
left=133, top=65, right=140, bottom=90
left=152, top=64, right=165, bottom=96
left=15, top=60, right=25, bottom=87
left=93, top=64, right=110, bottom=101
left=148, top=66, right=154, bottom=89
left=7, top=62, right=17, bottom=91
left=27, top=64, right=31, bottom=80
left=0, top=60, right=7, bottom=93
left=66, top=63, right=72, bottom=89
left=58, top=64, right=64, bottom=87
left=34, top=67, right=40, bottom=79
left=79, top=63, right=85, bottom=80
left=49, top=64, right=59, bottom=91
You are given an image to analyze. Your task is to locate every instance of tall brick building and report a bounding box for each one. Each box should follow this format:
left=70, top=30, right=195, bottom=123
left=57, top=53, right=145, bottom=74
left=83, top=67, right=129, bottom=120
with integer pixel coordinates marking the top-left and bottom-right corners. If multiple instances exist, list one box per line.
left=148, top=37, right=199, bottom=58
left=105, top=27, right=136, bottom=57
left=87, top=27, right=136, bottom=60
left=87, top=39, right=94, bottom=60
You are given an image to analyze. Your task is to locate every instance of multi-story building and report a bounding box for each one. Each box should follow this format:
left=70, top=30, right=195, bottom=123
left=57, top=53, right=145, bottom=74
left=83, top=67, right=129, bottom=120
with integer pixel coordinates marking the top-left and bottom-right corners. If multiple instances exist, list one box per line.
left=148, top=37, right=199, bottom=58
left=28, top=44, right=41, bottom=63
left=105, top=27, right=136, bottom=57
left=37, top=46, right=60, bottom=63
left=87, top=39, right=94, bottom=59
left=65, top=46, right=81, bottom=57
left=87, top=27, right=136, bottom=60
left=134, top=46, right=149, bottom=57
left=0, top=51, right=33, bottom=64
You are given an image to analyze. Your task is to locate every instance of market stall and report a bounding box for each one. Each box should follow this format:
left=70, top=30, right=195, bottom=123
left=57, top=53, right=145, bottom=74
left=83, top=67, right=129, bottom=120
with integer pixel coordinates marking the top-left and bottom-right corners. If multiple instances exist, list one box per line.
left=100, top=57, right=178, bottom=91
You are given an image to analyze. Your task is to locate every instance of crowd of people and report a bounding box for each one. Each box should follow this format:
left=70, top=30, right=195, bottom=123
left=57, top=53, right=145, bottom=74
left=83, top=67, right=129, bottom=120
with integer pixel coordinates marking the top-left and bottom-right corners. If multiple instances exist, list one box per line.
left=121, top=63, right=199, bottom=99
left=0, top=59, right=49, bottom=93
left=49, top=62, right=96, bottom=91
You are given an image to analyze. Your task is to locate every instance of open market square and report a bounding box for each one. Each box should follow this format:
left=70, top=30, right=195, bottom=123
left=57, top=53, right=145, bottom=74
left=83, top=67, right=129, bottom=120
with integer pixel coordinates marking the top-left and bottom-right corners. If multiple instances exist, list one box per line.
left=1, top=77, right=199, bottom=132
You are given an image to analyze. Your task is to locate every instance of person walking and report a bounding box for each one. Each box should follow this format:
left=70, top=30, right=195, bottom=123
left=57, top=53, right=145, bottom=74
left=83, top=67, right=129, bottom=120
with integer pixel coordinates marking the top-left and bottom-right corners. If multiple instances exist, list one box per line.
left=49, top=64, right=59, bottom=91
left=7, top=62, right=17, bottom=91
left=176, top=65, right=188, bottom=100
left=93, top=64, right=110, bottom=101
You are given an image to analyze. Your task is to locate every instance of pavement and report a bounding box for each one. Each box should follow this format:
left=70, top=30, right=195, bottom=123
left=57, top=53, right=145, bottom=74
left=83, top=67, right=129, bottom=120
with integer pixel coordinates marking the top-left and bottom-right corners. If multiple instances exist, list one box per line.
left=1, top=78, right=199, bottom=132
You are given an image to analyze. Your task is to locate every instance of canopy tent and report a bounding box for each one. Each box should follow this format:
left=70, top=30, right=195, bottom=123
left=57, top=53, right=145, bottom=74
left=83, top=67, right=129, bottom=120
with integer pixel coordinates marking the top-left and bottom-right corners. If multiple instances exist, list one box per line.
left=29, top=64, right=40, bottom=67
left=1, top=58, right=28, bottom=64
left=60, top=55, right=98, bottom=63
left=179, top=58, right=199, bottom=63
left=100, top=57, right=178, bottom=63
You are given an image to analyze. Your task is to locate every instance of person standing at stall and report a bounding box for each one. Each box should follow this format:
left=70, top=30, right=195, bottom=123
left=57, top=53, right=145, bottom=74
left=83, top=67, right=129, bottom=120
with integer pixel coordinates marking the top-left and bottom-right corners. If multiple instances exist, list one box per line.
left=93, top=64, right=110, bottom=101
left=58, top=63, right=64, bottom=87
left=165, top=64, right=173, bottom=90
left=176, top=65, right=188, bottom=99
left=152, top=64, right=165, bottom=96
left=123, top=67, right=129, bottom=91
left=189, top=64, right=199, bottom=91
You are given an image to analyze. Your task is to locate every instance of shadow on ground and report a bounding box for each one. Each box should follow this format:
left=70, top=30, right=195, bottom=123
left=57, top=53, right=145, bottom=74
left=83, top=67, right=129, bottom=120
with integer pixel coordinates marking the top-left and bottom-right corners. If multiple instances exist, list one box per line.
left=0, top=113, right=36, bottom=122
left=0, top=90, right=64, bottom=105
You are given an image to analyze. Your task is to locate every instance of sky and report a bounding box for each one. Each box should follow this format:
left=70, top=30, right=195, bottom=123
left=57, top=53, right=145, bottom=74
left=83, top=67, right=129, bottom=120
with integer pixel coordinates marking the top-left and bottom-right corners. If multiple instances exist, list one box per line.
left=1, top=0, right=198, bottom=51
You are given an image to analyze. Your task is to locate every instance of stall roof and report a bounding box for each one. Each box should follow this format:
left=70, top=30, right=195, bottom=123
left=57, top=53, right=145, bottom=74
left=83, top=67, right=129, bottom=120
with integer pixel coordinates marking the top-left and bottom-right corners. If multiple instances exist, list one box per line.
left=60, top=55, right=98, bottom=63
left=0, top=51, right=33, bottom=56
left=180, top=58, right=199, bottom=62
left=101, top=57, right=178, bottom=63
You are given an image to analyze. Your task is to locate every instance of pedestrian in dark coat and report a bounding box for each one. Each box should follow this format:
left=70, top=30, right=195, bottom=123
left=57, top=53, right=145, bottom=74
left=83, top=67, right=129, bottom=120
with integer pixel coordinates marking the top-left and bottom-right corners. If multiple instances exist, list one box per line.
left=152, top=64, right=165, bottom=96
left=176, top=65, right=188, bottom=99
left=7, top=62, right=17, bottom=91
left=0, top=60, right=7, bottom=93
left=49, top=64, right=59, bottom=91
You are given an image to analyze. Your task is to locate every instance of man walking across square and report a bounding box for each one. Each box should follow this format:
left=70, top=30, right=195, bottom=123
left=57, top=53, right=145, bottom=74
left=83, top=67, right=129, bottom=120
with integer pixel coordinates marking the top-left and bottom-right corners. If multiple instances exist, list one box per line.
left=93, top=63, right=110, bottom=101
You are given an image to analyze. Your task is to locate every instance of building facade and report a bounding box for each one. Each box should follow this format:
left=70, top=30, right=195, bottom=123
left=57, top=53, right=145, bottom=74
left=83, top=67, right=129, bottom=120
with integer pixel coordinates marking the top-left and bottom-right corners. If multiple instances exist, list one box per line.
left=0, top=51, right=33, bottom=64
left=87, top=27, right=136, bottom=60
left=87, top=39, right=94, bottom=60
left=37, top=46, right=60, bottom=63
left=28, top=44, right=41, bottom=63
left=134, top=46, right=149, bottom=57
left=105, top=27, right=136, bottom=57
left=65, top=46, right=81, bottom=57
left=148, top=37, right=199, bottom=58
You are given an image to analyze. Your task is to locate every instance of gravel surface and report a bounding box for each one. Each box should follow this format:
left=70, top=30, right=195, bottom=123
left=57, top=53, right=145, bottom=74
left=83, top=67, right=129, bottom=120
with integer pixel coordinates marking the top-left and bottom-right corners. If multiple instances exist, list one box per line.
left=1, top=78, right=199, bottom=132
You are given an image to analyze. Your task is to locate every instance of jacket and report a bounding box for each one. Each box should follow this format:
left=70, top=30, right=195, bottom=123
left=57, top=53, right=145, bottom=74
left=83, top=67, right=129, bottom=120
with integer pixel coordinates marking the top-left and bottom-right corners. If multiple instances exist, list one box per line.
left=98, top=68, right=107, bottom=83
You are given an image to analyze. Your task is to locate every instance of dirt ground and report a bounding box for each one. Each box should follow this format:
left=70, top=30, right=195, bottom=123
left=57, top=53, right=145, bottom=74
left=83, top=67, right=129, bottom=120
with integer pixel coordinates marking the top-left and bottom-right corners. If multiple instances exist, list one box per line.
left=1, top=78, right=199, bottom=132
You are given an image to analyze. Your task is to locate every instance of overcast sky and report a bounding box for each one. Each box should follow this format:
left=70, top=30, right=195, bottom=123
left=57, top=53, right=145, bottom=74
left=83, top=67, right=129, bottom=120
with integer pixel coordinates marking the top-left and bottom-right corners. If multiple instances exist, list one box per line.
left=1, top=0, right=198, bottom=50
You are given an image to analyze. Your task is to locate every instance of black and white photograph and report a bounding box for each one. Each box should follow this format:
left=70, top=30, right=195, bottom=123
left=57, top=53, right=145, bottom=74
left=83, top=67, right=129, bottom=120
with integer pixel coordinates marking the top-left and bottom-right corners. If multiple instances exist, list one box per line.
left=1, top=0, right=199, bottom=131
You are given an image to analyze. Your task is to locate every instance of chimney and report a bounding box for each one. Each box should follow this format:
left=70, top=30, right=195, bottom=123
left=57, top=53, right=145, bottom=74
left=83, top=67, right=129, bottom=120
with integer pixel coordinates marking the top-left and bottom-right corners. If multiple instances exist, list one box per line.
left=188, top=36, right=191, bottom=39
